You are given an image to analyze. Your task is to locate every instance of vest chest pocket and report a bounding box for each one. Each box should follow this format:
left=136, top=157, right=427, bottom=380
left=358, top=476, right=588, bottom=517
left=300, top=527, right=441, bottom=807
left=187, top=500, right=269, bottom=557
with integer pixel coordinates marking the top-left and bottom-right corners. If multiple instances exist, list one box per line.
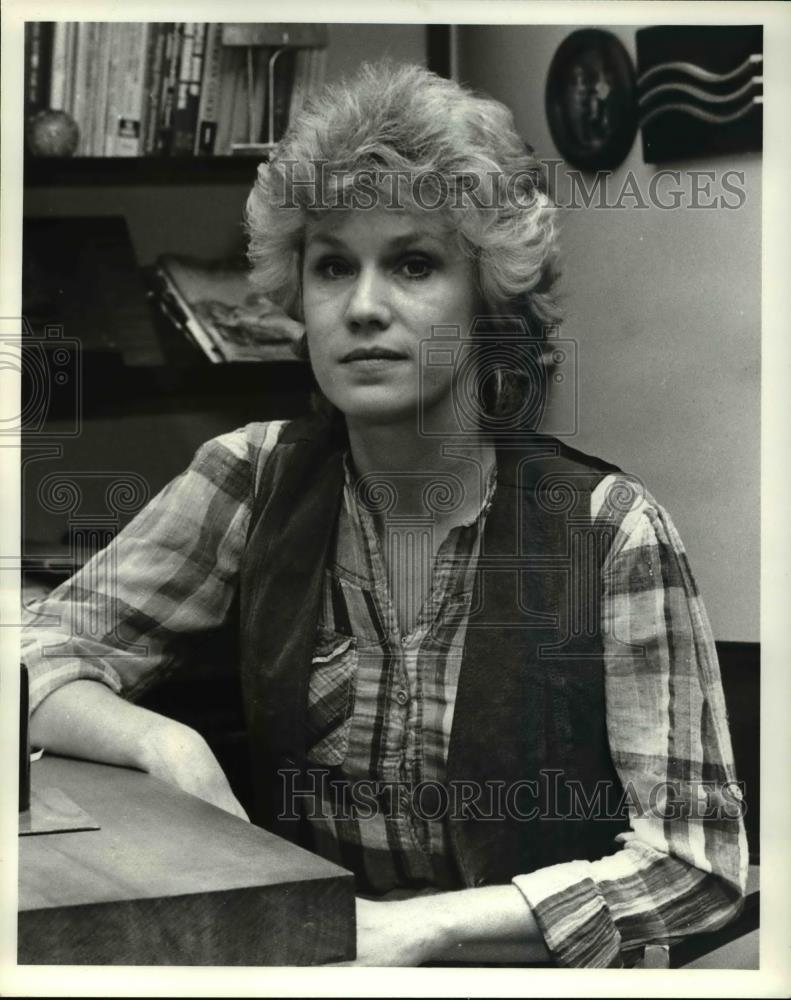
left=306, top=628, right=358, bottom=766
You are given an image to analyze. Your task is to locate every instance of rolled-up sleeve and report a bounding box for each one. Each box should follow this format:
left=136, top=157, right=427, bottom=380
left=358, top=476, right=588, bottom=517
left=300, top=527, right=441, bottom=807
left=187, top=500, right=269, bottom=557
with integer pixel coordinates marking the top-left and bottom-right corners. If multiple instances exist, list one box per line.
left=512, top=474, right=748, bottom=967
left=22, top=421, right=284, bottom=714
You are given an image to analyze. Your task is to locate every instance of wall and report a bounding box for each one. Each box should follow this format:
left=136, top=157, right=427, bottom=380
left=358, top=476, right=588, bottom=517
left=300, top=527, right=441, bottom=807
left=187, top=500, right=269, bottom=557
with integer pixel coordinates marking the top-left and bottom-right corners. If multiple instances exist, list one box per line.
left=458, top=25, right=760, bottom=642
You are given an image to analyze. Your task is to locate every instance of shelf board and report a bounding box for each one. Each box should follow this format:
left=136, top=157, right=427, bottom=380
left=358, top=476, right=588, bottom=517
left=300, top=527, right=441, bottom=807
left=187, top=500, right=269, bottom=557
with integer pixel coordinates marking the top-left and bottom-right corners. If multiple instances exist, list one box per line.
left=24, top=155, right=267, bottom=187
left=22, top=349, right=314, bottom=420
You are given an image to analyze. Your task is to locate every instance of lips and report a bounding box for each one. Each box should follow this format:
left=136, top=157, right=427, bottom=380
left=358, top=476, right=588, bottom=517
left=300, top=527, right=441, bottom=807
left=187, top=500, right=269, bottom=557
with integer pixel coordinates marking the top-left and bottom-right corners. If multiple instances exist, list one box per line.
left=340, top=347, right=408, bottom=363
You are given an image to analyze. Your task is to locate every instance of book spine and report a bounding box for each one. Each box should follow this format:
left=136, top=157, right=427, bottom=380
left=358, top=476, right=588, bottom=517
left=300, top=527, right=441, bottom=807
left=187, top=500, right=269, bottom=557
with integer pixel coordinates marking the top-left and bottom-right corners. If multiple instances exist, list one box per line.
left=171, top=22, right=196, bottom=155
left=215, top=46, right=241, bottom=155
left=152, top=23, right=173, bottom=155
left=70, top=23, right=89, bottom=153
left=194, top=22, right=222, bottom=155
left=39, top=23, right=54, bottom=112
left=88, top=23, right=111, bottom=155
left=63, top=23, right=78, bottom=115
left=24, top=22, right=43, bottom=118
left=49, top=22, right=69, bottom=109
left=190, top=24, right=207, bottom=144
left=156, top=22, right=182, bottom=155
left=73, top=23, right=97, bottom=154
left=103, top=23, right=122, bottom=156
left=140, top=23, right=163, bottom=156
left=82, top=23, right=101, bottom=155
left=181, top=21, right=206, bottom=154
left=116, top=23, right=150, bottom=156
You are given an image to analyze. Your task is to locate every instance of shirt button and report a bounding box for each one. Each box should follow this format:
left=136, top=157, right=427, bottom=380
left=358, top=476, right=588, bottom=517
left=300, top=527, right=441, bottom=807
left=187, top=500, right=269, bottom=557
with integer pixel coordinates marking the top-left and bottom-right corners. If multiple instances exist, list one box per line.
left=395, top=688, right=409, bottom=705
left=400, top=635, right=409, bottom=646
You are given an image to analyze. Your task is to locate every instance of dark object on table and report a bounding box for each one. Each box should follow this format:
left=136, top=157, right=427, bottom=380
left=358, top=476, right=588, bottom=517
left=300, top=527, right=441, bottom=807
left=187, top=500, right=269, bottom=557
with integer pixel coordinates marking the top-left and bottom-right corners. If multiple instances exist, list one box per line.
left=19, top=666, right=30, bottom=812
left=545, top=29, right=638, bottom=171
left=636, top=25, right=763, bottom=163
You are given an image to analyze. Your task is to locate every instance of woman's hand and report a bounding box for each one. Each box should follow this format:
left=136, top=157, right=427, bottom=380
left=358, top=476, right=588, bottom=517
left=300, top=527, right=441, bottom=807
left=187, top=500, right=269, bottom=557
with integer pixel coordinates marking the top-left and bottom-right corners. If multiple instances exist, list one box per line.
left=139, top=716, right=249, bottom=822
left=334, top=896, right=452, bottom=967
left=330, top=885, right=550, bottom=966
left=30, top=679, right=249, bottom=822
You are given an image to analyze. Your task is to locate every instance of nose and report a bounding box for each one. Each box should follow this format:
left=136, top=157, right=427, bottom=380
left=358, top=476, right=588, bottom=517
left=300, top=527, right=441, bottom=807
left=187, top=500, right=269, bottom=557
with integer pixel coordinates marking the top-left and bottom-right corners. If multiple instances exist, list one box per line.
left=344, top=266, right=392, bottom=334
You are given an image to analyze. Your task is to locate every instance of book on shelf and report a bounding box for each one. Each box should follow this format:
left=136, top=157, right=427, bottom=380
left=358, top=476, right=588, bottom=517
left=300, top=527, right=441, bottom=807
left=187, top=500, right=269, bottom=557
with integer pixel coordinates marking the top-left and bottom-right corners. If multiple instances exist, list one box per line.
left=48, top=22, right=69, bottom=111
left=71, top=23, right=92, bottom=154
left=25, top=21, right=329, bottom=160
left=141, top=23, right=166, bottom=155
left=90, top=23, right=111, bottom=156
left=150, top=254, right=303, bottom=363
left=24, top=22, right=54, bottom=120
left=117, top=23, right=150, bottom=156
left=155, top=23, right=180, bottom=155
left=172, top=23, right=206, bottom=154
left=195, top=23, right=223, bottom=155
left=103, top=24, right=122, bottom=155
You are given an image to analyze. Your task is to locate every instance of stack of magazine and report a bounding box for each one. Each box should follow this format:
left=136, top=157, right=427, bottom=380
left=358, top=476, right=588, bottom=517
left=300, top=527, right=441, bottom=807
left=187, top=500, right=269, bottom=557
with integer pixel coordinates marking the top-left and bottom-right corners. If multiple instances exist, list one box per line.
left=151, top=254, right=303, bottom=362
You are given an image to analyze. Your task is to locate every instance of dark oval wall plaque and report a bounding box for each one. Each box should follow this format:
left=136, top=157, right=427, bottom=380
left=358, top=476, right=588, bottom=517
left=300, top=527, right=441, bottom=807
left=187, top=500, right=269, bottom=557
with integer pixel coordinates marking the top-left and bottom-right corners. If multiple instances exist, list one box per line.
left=545, top=29, right=638, bottom=172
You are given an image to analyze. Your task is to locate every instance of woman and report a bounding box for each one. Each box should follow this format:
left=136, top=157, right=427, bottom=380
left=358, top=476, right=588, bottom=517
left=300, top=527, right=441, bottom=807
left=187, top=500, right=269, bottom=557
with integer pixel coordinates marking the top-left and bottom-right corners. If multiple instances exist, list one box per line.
left=23, top=61, right=747, bottom=967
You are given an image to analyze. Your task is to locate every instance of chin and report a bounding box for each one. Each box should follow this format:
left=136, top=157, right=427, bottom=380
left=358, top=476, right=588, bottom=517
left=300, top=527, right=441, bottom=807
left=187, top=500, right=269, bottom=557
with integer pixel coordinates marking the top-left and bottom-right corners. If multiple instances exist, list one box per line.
left=330, top=387, right=420, bottom=428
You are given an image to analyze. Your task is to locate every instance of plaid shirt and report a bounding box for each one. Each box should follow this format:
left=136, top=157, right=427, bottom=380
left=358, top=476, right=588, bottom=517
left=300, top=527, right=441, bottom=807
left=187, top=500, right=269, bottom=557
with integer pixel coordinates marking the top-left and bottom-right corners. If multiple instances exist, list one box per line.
left=23, top=420, right=748, bottom=967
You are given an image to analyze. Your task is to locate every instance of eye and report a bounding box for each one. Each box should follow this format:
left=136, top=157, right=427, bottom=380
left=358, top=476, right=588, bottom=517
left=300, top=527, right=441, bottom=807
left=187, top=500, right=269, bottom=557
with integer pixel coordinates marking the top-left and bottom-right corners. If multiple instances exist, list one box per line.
left=399, top=255, right=435, bottom=280
left=315, top=256, right=354, bottom=279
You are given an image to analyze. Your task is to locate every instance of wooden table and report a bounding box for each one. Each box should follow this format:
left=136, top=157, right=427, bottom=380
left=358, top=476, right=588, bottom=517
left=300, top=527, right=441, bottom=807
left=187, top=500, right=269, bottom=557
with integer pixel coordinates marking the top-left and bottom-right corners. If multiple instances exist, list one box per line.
left=18, top=756, right=355, bottom=965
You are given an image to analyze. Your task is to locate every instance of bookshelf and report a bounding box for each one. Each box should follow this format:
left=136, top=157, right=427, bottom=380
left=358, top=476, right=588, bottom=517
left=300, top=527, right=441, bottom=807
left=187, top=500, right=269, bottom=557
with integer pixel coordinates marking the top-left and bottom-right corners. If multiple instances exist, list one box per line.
left=21, top=23, right=448, bottom=397
left=24, top=154, right=270, bottom=186
left=24, top=23, right=330, bottom=160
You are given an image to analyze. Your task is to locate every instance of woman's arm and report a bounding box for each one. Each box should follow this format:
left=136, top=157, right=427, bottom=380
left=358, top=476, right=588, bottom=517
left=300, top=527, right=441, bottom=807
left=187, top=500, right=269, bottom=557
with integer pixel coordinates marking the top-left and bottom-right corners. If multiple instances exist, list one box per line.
left=29, top=679, right=248, bottom=819
left=336, top=885, right=549, bottom=966
left=23, top=422, right=285, bottom=815
left=507, top=477, right=748, bottom=967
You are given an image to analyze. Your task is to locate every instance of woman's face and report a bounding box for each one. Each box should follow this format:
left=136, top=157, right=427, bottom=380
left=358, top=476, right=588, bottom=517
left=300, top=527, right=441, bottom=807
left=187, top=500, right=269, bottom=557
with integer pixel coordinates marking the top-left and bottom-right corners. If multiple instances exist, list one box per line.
left=301, top=206, right=481, bottom=431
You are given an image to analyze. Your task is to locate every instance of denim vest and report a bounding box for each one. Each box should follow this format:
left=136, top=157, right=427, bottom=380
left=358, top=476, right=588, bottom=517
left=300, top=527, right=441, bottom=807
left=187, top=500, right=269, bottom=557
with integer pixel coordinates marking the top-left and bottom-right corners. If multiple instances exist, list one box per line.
left=238, top=413, right=629, bottom=887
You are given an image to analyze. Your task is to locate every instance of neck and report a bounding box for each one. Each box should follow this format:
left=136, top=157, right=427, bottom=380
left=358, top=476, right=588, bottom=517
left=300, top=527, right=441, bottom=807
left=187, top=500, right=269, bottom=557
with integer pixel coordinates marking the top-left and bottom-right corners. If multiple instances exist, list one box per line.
left=344, top=414, right=496, bottom=521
